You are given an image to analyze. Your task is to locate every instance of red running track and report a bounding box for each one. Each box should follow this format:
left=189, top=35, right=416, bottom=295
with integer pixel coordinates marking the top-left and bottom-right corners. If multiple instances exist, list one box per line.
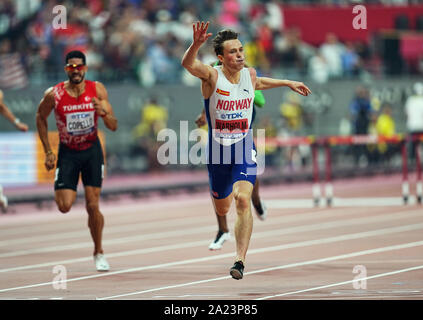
left=0, top=173, right=423, bottom=301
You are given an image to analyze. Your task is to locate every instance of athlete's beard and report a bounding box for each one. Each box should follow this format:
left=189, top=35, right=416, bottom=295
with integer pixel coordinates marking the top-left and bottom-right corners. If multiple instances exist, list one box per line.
left=69, top=73, right=85, bottom=84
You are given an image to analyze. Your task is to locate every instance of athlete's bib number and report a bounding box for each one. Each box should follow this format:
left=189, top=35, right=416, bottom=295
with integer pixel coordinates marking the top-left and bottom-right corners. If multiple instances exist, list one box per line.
left=66, top=112, right=94, bottom=135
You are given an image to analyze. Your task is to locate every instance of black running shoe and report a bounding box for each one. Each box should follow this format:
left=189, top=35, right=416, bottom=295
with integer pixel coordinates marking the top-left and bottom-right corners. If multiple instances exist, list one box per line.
left=230, top=261, right=244, bottom=280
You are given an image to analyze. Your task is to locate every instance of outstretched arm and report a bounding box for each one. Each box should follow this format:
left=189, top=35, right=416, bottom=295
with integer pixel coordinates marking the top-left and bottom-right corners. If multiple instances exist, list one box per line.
left=250, top=67, right=311, bottom=97
left=249, top=67, right=311, bottom=97
left=0, top=90, right=28, bottom=131
left=256, top=77, right=312, bottom=96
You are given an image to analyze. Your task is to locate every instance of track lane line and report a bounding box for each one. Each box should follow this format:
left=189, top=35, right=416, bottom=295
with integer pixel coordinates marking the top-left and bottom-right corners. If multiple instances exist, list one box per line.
left=1, top=210, right=422, bottom=272
left=98, top=240, right=423, bottom=300
left=1, top=223, right=422, bottom=294
left=2, top=207, right=421, bottom=259
left=0, top=202, right=358, bottom=246
left=256, top=264, right=423, bottom=300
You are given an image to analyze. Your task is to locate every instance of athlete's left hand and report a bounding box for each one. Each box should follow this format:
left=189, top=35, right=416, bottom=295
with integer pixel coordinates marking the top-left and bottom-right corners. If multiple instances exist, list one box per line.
left=92, top=97, right=107, bottom=117
left=288, top=81, right=312, bottom=96
left=91, top=97, right=107, bottom=117
left=195, top=112, right=206, bottom=128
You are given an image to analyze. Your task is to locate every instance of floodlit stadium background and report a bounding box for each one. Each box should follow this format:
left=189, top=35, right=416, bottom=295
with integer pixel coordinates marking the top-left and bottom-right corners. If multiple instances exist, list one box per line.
left=3, top=0, right=423, bottom=304
left=1, top=0, right=423, bottom=204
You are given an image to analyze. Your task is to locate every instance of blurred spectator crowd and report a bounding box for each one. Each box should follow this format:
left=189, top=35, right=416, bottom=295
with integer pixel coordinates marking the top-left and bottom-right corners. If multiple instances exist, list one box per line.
left=1, top=0, right=423, bottom=89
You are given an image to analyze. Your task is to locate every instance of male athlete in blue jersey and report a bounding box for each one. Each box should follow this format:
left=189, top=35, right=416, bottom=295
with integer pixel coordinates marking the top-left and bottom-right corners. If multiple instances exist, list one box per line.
left=182, top=21, right=311, bottom=280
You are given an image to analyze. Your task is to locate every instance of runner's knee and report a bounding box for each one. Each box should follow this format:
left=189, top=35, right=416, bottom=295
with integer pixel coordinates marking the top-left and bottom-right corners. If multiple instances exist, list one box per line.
left=216, top=208, right=229, bottom=217
left=214, top=201, right=231, bottom=216
left=56, top=200, right=72, bottom=214
left=234, top=192, right=250, bottom=211
left=86, top=202, right=99, bottom=215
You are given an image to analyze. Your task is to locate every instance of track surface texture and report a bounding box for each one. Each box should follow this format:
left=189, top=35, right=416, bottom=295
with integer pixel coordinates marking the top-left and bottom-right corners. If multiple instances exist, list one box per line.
left=1, top=173, right=422, bottom=303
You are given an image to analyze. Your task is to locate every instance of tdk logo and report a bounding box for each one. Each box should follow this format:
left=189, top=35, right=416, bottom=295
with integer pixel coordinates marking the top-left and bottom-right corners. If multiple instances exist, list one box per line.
left=221, top=112, right=243, bottom=120
left=71, top=113, right=91, bottom=119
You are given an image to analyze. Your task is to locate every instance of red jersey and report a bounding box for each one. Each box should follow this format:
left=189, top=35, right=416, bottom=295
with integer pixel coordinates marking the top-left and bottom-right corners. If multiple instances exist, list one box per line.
left=53, top=80, right=99, bottom=150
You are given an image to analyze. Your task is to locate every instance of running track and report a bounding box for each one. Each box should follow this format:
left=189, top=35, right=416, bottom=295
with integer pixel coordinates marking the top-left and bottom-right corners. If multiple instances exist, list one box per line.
left=0, top=173, right=423, bottom=302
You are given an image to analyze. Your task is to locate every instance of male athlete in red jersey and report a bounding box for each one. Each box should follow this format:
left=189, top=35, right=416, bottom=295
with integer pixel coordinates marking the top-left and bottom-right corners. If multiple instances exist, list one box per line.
left=36, top=51, right=117, bottom=271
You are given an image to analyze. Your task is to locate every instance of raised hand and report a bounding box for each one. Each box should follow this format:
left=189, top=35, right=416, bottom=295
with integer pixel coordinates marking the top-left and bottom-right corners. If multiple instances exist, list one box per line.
left=288, top=81, right=312, bottom=96
left=192, top=21, right=212, bottom=47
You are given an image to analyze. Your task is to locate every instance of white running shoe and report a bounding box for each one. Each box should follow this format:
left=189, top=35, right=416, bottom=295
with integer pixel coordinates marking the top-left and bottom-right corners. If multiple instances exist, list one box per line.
left=208, top=231, right=231, bottom=250
left=94, top=253, right=110, bottom=272
left=253, top=200, right=267, bottom=221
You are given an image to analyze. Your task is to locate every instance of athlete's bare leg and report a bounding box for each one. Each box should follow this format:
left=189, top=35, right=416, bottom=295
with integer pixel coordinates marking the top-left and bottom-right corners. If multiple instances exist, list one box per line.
left=251, top=178, right=266, bottom=220
left=214, top=178, right=259, bottom=233
left=214, top=211, right=229, bottom=233
left=251, top=179, right=260, bottom=208
left=55, top=189, right=77, bottom=213
left=84, top=186, right=104, bottom=256
left=212, top=181, right=253, bottom=264
left=232, top=180, right=254, bottom=263
left=208, top=194, right=232, bottom=250
left=212, top=193, right=233, bottom=217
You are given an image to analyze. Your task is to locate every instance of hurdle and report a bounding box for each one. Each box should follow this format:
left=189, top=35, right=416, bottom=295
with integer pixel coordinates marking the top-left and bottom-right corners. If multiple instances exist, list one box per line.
left=264, top=133, right=421, bottom=207
left=416, top=141, right=422, bottom=204
left=398, top=133, right=423, bottom=204
left=311, top=138, right=321, bottom=207
left=321, top=134, right=423, bottom=206
left=401, top=136, right=410, bottom=204
left=323, top=137, right=333, bottom=207
left=412, top=133, right=423, bottom=204
left=264, top=136, right=320, bottom=206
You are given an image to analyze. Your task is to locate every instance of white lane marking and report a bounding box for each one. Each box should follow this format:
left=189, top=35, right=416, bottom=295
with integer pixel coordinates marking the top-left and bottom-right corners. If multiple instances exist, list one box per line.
left=0, top=194, right=416, bottom=246
left=0, top=199, right=352, bottom=246
left=98, top=240, right=423, bottom=300
left=266, top=196, right=416, bottom=208
left=0, top=240, right=208, bottom=273
left=0, top=214, right=211, bottom=248
left=152, top=294, right=231, bottom=298
left=1, top=205, right=420, bottom=258
left=0, top=197, right=211, bottom=236
left=0, top=225, right=213, bottom=258
left=1, top=209, right=421, bottom=272
left=1, top=223, right=422, bottom=295
left=256, top=264, right=423, bottom=300
left=0, top=195, right=409, bottom=239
